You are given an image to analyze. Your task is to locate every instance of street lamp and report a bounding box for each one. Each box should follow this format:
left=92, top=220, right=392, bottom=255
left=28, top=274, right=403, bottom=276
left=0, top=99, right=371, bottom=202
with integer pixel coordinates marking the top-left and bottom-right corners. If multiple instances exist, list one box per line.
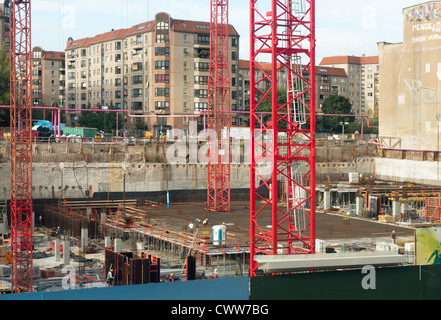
left=339, top=121, right=349, bottom=145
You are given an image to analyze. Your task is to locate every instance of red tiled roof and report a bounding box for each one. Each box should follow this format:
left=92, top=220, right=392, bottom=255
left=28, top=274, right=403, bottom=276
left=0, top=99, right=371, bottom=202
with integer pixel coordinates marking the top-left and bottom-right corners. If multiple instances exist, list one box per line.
left=172, top=19, right=239, bottom=36
left=320, top=56, right=379, bottom=65
left=42, top=51, right=65, bottom=61
left=315, top=66, right=347, bottom=77
left=66, top=17, right=239, bottom=51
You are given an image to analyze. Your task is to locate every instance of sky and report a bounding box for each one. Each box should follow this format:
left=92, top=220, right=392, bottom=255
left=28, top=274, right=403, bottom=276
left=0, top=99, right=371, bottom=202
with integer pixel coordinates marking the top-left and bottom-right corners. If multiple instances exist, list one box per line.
left=31, top=0, right=420, bottom=63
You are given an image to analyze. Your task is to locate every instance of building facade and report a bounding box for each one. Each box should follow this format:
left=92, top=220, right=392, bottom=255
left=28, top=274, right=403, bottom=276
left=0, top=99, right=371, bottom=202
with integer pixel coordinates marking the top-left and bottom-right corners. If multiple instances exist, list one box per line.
left=0, top=1, right=10, bottom=50
left=320, top=55, right=379, bottom=117
left=379, top=1, right=441, bottom=150
left=237, top=60, right=349, bottom=123
left=64, top=12, right=240, bottom=133
left=31, top=47, right=66, bottom=108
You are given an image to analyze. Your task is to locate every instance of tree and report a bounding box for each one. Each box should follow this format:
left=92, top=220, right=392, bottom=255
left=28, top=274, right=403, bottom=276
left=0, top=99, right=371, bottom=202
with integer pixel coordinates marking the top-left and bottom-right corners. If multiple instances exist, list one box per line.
left=245, top=87, right=288, bottom=129
left=77, top=106, right=123, bottom=134
left=319, top=95, right=353, bottom=133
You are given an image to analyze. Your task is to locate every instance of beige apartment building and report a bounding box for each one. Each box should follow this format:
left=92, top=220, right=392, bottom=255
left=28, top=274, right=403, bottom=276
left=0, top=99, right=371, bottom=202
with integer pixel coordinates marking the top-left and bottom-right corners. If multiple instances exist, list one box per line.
left=320, top=56, right=379, bottom=117
left=379, top=1, right=441, bottom=150
left=0, top=1, right=10, bottom=50
left=65, top=12, right=240, bottom=134
left=31, top=47, right=66, bottom=108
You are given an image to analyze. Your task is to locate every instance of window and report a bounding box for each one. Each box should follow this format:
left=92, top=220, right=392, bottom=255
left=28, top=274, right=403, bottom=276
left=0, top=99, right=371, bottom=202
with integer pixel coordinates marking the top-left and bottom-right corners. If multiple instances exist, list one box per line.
left=115, top=41, right=122, bottom=50
left=155, top=101, right=170, bottom=110
left=194, top=89, right=208, bottom=98
left=115, top=54, right=122, bottom=62
left=197, top=34, right=210, bottom=45
left=194, top=76, right=209, bottom=85
left=195, top=24, right=209, bottom=30
left=115, top=91, right=122, bottom=99
left=132, top=88, right=143, bottom=98
left=132, top=62, right=143, bottom=71
left=155, top=47, right=170, bottom=56
left=132, top=101, right=143, bottom=111
left=155, top=74, right=170, bottom=84
left=156, top=34, right=169, bottom=43
left=195, top=62, right=210, bottom=72
left=115, top=78, right=122, bottom=87
left=155, top=60, right=170, bottom=70
left=155, top=88, right=170, bottom=97
left=132, top=75, right=143, bottom=85
left=136, top=35, right=142, bottom=45
left=115, top=66, right=122, bottom=74
left=156, top=20, right=169, bottom=30
left=194, top=102, right=208, bottom=111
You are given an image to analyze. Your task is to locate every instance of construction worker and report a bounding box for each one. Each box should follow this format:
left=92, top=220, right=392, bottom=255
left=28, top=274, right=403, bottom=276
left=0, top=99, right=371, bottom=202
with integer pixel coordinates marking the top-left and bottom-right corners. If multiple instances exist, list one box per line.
left=203, top=219, right=208, bottom=227
left=188, top=221, right=194, bottom=233
left=391, top=231, right=397, bottom=244
left=169, top=273, right=175, bottom=282
left=209, top=269, right=219, bottom=279
left=106, top=269, right=114, bottom=286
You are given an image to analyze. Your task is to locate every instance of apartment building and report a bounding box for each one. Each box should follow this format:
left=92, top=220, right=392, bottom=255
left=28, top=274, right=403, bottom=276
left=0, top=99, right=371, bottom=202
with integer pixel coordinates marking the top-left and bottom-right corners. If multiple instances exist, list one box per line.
left=64, top=12, right=240, bottom=134
left=319, top=56, right=379, bottom=116
left=31, top=47, right=66, bottom=107
left=237, top=60, right=348, bottom=124
left=0, top=0, right=10, bottom=49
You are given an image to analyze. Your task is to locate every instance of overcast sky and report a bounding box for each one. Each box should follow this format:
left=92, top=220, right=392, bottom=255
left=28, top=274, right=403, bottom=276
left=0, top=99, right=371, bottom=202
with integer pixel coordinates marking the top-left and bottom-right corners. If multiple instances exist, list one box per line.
left=32, top=0, right=420, bottom=63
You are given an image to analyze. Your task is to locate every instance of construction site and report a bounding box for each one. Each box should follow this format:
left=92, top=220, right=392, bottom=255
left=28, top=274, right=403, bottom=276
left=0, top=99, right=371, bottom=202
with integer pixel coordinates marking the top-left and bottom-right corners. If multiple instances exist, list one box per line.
left=1, top=0, right=441, bottom=302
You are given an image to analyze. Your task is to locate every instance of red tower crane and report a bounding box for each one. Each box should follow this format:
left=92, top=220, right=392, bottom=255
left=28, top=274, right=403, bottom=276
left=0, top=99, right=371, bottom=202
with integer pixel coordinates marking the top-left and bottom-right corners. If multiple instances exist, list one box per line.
left=9, top=0, right=34, bottom=293
left=249, top=0, right=316, bottom=276
left=206, top=0, right=231, bottom=212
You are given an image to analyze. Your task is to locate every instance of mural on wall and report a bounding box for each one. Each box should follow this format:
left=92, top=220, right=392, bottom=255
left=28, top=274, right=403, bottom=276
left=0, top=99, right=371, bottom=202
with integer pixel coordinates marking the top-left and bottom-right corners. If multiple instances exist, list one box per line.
left=416, top=227, right=441, bottom=265
left=406, top=3, right=441, bottom=22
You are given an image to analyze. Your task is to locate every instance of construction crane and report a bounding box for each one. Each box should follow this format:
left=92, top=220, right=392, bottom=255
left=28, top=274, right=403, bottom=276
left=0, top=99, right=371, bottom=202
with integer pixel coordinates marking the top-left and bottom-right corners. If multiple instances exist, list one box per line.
left=9, top=0, right=34, bottom=293
left=206, top=0, right=231, bottom=212
left=249, top=0, right=316, bottom=277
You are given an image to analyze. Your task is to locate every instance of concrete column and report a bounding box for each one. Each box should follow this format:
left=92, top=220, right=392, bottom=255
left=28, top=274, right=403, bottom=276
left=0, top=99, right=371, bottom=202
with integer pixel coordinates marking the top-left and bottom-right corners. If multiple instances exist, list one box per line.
left=63, top=240, right=70, bottom=265
left=392, top=201, right=400, bottom=221
left=105, top=236, right=112, bottom=248
left=324, top=190, right=331, bottom=210
left=81, top=228, right=88, bottom=251
left=55, top=239, right=61, bottom=262
left=355, top=197, right=363, bottom=216
left=114, top=238, right=122, bottom=253
left=401, top=202, right=409, bottom=216
left=100, top=212, right=106, bottom=224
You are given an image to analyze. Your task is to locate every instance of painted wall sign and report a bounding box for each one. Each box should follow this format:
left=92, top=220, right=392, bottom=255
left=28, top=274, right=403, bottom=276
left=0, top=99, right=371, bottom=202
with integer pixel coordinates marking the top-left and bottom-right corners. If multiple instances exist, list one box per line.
left=406, top=3, right=441, bottom=22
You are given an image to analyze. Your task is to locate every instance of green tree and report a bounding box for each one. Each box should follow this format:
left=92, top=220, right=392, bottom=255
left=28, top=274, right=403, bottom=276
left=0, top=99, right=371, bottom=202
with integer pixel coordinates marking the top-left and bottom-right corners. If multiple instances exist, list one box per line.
left=77, top=106, right=123, bottom=134
left=318, top=95, right=353, bottom=133
left=245, top=87, right=288, bottom=129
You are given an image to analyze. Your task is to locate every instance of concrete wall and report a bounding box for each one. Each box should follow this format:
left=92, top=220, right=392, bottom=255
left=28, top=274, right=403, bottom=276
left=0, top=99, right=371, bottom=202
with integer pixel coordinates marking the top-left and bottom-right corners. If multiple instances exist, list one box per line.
left=375, top=157, right=441, bottom=186
left=0, top=162, right=252, bottom=200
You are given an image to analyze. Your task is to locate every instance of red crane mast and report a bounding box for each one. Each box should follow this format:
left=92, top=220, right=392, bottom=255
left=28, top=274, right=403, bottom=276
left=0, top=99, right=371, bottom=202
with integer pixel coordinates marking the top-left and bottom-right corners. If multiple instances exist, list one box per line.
left=206, top=0, right=231, bottom=212
left=249, top=0, right=316, bottom=276
left=9, top=0, right=33, bottom=293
